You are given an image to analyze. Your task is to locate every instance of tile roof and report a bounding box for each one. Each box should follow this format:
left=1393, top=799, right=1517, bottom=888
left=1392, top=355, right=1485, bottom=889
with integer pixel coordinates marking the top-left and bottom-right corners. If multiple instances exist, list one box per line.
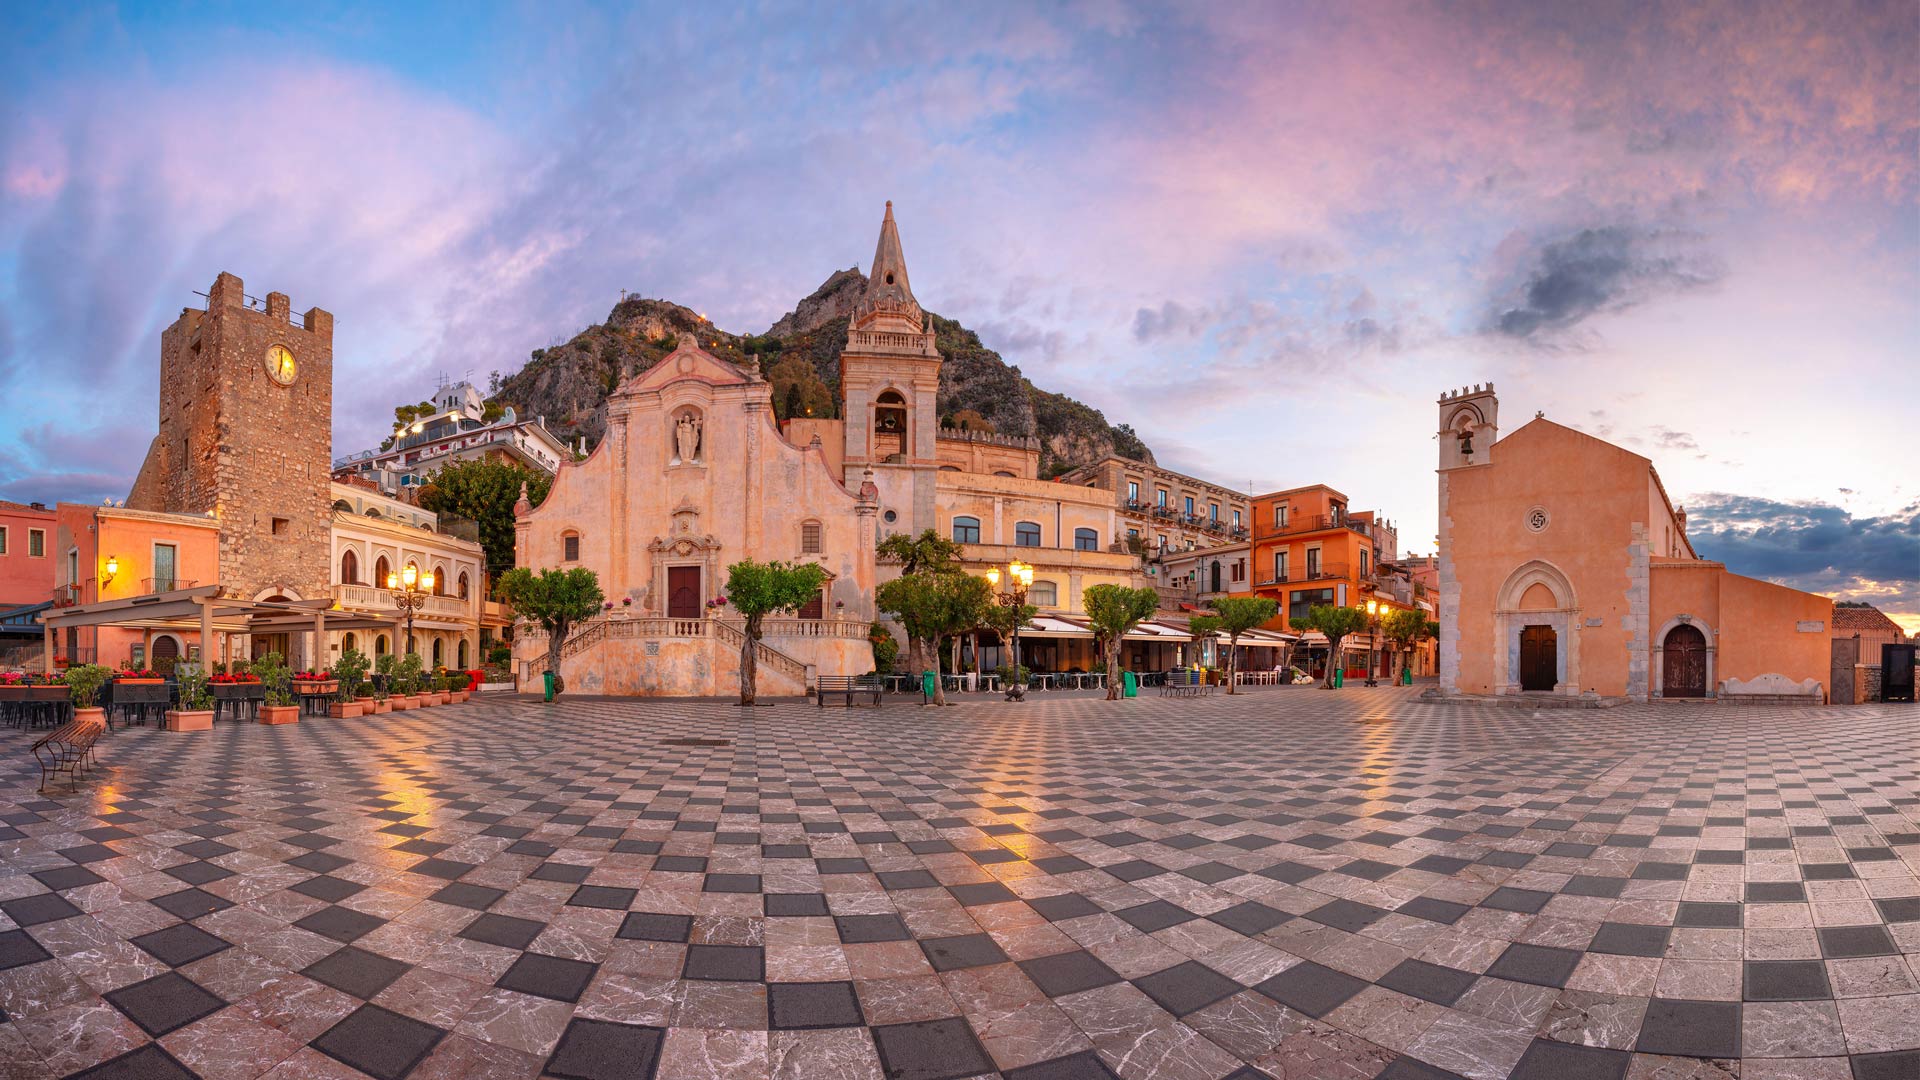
left=1833, top=605, right=1902, bottom=633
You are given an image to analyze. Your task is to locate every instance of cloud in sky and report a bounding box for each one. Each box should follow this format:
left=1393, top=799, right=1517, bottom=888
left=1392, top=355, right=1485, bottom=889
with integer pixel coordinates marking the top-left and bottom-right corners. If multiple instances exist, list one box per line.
left=1685, top=494, right=1920, bottom=623
left=0, top=1, right=1914, bottom=618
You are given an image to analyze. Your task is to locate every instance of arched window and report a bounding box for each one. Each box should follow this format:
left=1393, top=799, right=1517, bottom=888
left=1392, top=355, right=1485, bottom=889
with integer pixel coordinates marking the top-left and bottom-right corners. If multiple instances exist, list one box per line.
left=432, top=639, right=443, bottom=666
left=375, top=634, right=389, bottom=657
left=457, top=572, right=470, bottom=600
left=332, top=499, right=353, bottom=513
left=1029, top=580, right=1058, bottom=607
left=374, top=556, right=390, bottom=588
left=1073, top=528, right=1098, bottom=552
left=952, top=516, right=981, bottom=544
left=432, top=565, right=448, bottom=596
left=562, top=532, right=581, bottom=562
left=1015, top=521, right=1041, bottom=547
left=339, top=549, right=359, bottom=585
left=365, top=508, right=382, bottom=519
left=343, top=632, right=357, bottom=655
left=457, top=639, right=469, bottom=669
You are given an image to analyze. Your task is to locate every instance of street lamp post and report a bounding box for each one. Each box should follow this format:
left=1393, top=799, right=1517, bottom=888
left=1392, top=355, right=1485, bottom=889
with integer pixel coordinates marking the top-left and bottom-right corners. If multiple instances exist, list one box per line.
left=985, top=559, right=1034, bottom=702
left=1364, top=599, right=1382, bottom=687
left=386, top=565, right=436, bottom=658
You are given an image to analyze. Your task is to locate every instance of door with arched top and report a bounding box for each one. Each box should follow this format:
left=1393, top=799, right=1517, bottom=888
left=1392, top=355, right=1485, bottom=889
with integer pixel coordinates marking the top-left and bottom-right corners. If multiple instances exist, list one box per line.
left=1663, top=624, right=1707, bottom=697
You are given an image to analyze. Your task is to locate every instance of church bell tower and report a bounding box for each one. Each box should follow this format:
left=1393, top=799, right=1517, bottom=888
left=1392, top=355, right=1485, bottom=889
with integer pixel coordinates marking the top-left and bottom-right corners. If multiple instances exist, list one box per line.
left=838, top=203, right=942, bottom=534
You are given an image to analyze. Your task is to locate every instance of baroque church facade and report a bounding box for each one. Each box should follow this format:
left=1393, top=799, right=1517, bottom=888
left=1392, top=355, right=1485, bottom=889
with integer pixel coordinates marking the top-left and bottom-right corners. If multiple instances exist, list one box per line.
left=513, top=204, right=1148, bottom=695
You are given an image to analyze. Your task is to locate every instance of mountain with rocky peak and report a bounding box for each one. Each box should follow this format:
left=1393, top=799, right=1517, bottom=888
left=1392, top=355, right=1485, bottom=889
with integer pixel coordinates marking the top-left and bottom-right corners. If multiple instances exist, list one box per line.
left=491, top=269, right=1152, bottom=476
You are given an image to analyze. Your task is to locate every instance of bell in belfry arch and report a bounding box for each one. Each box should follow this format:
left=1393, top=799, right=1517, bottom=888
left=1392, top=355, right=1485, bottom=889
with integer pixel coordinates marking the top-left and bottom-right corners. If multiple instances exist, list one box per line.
left=1457, top=428, right=1474, bottom=456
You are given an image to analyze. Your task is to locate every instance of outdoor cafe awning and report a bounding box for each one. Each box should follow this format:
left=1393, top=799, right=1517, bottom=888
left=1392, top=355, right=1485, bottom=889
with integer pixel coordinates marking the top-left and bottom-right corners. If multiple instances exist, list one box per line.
left=29, top=585, right=398, bottom=671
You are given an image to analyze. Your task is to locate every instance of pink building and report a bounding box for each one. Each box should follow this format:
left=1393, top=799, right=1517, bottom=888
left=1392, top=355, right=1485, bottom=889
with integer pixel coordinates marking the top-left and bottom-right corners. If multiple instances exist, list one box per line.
left=0, top=500, right=56, bottom=607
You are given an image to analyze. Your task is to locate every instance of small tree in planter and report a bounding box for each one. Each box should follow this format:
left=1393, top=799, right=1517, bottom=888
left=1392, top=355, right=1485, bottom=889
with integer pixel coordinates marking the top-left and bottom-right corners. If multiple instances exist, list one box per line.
left=1290, top=604, right=1371, bottom=689
left=724, top=558, right=830, bottom=706
left=397, top=653, right=426, bottom=706
left=251, top=651, right=299, bottom=724
left=331, top=648, right=370, bottom=718
left=1082, top=584, right=1160, bottom=701
left=1206, top=596, right=1281, bottom=695
left=167, top=666, right=215, bottom=731
left=63, top=664, right=112, bottom=724
left=497, top=566, right=604, bottom=700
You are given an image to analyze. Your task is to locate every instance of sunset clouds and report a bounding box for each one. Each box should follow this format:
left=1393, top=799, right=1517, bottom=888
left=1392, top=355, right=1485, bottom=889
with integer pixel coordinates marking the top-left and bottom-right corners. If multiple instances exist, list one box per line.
left=1, top=1, right=1913, bottom=621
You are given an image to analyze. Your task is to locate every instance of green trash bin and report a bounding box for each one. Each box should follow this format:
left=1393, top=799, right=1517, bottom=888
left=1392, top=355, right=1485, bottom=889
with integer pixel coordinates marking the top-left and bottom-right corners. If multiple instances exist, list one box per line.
left=1122, top=671, right=1138, bottom=698
left=1401, top=667, right=1412, bottom=686
left=1333, top=668, right=1344, bottom=688
left=921, top=670, right=937, bottom=702
left=542, top=671, right=556, bottom=702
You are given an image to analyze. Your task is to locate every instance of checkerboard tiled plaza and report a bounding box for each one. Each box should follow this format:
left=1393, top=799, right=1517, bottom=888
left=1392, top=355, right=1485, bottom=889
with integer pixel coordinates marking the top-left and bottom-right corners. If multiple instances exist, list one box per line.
left=3, top=688, right=1918, bottom=1080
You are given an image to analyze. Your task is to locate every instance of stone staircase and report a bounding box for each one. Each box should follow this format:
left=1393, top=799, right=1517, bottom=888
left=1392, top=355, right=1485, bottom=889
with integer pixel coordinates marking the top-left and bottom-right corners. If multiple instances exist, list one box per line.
left=525, top=616, right=811, bottom=696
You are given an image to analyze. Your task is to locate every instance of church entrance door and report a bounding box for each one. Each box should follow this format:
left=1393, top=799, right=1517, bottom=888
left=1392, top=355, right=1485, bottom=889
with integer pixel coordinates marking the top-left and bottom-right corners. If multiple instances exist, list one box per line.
left=1663, top=624, right=1707, bottom=697
left=668, top=567, right=702, bottom=620
left=1519, top=625, right=1556, bottom=691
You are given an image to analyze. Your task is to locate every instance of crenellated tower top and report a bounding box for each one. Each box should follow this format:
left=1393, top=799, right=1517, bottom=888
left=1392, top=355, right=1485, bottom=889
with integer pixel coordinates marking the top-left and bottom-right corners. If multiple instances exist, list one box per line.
left=1437, top=382, right=1499, bottom=470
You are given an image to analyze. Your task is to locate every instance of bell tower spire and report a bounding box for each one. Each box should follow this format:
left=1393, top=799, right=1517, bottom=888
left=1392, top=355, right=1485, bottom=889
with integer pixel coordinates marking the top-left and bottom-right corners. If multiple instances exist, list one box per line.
left=853, top=200, right=928, bottom=337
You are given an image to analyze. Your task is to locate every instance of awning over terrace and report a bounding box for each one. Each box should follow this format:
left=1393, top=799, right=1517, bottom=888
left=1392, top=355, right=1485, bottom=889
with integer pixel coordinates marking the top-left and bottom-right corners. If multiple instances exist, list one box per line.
left=36, top=585, right=397, bottom=672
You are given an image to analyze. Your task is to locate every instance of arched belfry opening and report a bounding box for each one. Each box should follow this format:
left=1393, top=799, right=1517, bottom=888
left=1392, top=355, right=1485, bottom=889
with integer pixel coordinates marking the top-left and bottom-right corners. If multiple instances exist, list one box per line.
left=874, top=391, right=908, bottom=462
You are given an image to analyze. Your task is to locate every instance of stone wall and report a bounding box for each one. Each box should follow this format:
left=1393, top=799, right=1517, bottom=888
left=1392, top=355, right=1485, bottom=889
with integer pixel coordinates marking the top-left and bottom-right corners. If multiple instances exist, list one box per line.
left=128, top=272, right=334, bottom=603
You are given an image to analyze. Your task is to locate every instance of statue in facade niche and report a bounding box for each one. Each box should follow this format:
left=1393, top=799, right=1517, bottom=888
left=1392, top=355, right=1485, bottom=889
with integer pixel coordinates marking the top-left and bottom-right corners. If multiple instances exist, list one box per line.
left=674, top=412, right=701, bottom=463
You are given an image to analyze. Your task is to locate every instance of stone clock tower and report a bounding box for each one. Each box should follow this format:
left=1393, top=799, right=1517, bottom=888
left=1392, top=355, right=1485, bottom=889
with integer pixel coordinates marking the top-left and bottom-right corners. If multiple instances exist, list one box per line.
left=127, top=271, right=334, bottom=604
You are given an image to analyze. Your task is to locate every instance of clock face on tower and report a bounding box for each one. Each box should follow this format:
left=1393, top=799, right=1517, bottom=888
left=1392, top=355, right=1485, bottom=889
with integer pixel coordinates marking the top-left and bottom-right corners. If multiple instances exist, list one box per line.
left=265, top=344, right=296, bottom=386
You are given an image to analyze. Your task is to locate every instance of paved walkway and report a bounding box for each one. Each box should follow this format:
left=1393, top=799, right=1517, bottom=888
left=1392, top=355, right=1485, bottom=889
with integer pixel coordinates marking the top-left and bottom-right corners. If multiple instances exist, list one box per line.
left=1, top=688, right=1916, bottom=1079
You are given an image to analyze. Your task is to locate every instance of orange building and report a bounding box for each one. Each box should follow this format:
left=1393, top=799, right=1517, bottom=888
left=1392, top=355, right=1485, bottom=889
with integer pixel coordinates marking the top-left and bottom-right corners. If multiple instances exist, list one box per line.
left=1436, top=384, right=1833, bottom=701
left=52, top=503, right=221, bottom=669
left=1245, top=485, right=1432, bottom=676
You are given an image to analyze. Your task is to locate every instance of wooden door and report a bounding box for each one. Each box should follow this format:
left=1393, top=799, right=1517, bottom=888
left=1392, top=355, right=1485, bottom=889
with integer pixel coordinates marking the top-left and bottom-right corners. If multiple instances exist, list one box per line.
left=667, top=566, right=701, bottom=619
left=1519, top=625, right=1556, bottom=691
left=1662, top=624, right=1707, bottom=697
left=796, top=591, right=824, bottom=620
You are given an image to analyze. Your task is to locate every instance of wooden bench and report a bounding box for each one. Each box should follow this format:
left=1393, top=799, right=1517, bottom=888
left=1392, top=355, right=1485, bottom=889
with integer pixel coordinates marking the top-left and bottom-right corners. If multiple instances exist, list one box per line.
left=817, top=675, right=885, bottom=707
left=1159, top=672, right=1217, bottom=698
left=31, top=715, right=105, bottom=792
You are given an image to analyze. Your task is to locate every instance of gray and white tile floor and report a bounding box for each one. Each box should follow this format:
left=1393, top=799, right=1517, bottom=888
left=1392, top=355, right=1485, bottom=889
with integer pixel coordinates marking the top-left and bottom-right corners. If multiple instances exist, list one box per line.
left=1, top=686, right=1918, bottom=1079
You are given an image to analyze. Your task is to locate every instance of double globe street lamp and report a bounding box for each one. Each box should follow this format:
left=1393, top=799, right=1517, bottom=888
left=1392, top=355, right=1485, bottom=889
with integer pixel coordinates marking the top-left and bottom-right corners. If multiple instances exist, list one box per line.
left=387, top=564, right=435, bottom=657
left=984, top=559, right=1034, bottom=701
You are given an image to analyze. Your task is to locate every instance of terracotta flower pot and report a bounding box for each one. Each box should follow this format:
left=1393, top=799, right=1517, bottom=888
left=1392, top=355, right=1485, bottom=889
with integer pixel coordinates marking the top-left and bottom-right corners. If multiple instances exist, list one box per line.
left=258, top=705, right=299, bottom=725
left=452, top=691, right=469, bottom=704
left=164, top=709, right=213, bottom=732
left=328, top=702, right=362, bottom=719
left=389, top=696, right=410, bottom=711
left=355, top=696, right=374, bottom=707
left=73, top=706, right=106, bottom=724
left=372, top=699, right=392, bottom=714
left=435, top=692, right=451, bottom=705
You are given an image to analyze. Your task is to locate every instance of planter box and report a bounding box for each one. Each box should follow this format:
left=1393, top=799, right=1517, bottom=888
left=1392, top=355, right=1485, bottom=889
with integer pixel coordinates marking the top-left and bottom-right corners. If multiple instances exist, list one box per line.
left=372, top=699, right=392, bottom=714
left=258, top=705, right=299, bottom=726
left=451, top=691, right=469, bottom=704
left=115, top=678, right=164, bottom=685
left=164, top=709, right=213, bottom=732
left=328, top=702, right=362, bottom=719
left=293, top=680, right=340, bottom=696
left=435, top=692, right=451, bottom=705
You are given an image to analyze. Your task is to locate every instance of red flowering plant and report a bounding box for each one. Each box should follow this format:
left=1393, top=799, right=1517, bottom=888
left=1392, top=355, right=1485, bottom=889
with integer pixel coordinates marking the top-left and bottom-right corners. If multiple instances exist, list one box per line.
left=115, top=668, right=161, bottom=679
left=293, top=670, right=333, bottom=681
left=210, top=672, right=260, bottom=684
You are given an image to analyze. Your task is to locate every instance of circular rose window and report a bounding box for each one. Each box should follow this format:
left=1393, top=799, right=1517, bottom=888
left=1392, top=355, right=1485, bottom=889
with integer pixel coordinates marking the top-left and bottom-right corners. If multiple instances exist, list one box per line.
left=1526, top=506, right=1549, bottom=533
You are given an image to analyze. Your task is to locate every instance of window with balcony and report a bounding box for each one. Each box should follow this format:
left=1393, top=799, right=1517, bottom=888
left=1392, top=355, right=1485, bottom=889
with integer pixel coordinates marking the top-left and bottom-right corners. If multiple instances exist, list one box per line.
left=374, top=556, right=390, bottom=587
left=339, top=549, right=359, bottom=585
left=1127, top=481, right=1139, bottom=502
left=1015, top=521, right=1041, bottom=547
left=1273, top=551, right=1289, bottom=582
left=952, top=516, right=981, bottom=543
left=1184, top=496, right=1195, bottom=516
left=1029, top=580, right=1058, bottom=606
left=1209, top=503, right=1219, bottom=522
left=1305, top=548, right=1321, bottom=578
left=1360, top=549, right=1370, bottom=578
left=1073, top=528, right=1098, bottom=551
left=458, top=572, right=470, bottom=600
left=1274, top=504, right=1289, bottom=528
left=1156, top=488, right=1168, bottom=507
left=153, top=544, right=177, bottom=593
left=1232, top=509, right=1241, bottom=528
left=432, top=565, right=448, bottom=595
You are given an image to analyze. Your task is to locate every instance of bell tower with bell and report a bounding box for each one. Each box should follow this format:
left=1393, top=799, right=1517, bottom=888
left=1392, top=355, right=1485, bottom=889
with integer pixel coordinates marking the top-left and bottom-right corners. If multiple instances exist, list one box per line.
left=1433, top=382, right=1498, bottom=694
left=838, top=202, right=943, bottom=534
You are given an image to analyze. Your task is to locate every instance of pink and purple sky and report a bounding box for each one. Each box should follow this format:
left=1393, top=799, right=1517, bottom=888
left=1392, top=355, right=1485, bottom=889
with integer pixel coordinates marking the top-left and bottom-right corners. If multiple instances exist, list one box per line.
left=2, top=2, right=1915, bottom=626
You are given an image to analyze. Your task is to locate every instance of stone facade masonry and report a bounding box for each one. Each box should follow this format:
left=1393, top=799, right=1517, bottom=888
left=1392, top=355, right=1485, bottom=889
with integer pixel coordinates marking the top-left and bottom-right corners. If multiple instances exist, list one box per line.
left=127, top=272, right=334, bottom=603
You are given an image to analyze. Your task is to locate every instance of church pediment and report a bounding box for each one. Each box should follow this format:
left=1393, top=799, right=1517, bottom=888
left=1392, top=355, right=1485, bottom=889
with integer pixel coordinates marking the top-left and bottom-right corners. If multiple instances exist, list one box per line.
left=618, top=338, right=751, bottom=396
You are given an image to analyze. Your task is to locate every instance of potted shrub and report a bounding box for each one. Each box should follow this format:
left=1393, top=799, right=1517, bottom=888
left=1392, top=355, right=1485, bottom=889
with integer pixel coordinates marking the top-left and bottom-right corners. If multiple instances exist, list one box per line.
left=330, top=648, right=370, bottom=719
left=252, top=651, right=298, bottom=725
left=433, top=671, right=453, bottom=705
left=355, top=679, right=376, bottom=710
left=369, top=683, right=391, bottom=714
left=64, top=663, right=112, bottom=725
left=398, top=654, right=426, bottom=707
left=166, top=666, right=215, bottom=731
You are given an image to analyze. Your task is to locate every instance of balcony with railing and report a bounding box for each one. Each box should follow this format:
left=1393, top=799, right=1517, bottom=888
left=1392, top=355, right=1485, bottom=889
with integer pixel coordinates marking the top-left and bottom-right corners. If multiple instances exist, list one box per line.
left=140, top=577, right=195, bottom=596
left=1252, top=562, right=1351, bottom=589
left=333, top=584, right=472, bottom=620
left=1257, top=514, right=1372, bottom=540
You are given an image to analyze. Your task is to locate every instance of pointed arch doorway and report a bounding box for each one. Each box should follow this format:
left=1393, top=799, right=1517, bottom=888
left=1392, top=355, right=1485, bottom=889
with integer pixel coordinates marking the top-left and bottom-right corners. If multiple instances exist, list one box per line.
left=1662, top=623, right=1708, bottom=697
